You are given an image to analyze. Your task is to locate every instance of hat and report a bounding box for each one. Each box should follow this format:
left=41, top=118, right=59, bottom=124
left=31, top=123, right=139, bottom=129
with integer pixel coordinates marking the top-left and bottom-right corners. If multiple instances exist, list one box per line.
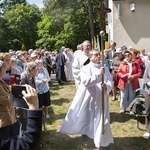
left=16, top=51, right=22, bottom=56
left=11, top=55, right=17, bottom=60
left=128, top=46, right=133, bottom=51
left=124, top=50, right=132, bottom=55
left=115, top=48, right=122, bottom=53
left=30, top=53, right=38, bottom=58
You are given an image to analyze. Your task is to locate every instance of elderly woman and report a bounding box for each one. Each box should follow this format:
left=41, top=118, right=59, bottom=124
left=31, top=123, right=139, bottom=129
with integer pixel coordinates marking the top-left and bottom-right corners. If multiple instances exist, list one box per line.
left=0, top=60, right=17, bottom=136
left=143, top=62, right=150, bottom=139
left=117, top=51, right=142, bottom=114
left=35, top=60, right=51, bottom=119
left=131, top=49, right=145, bottom=77
left=10, top=57, right=23, bottom=73
left=20, top=61, right=39, bottom=88
left=18, top=62, right=39, bottom=131
left=0, top=53, right=21, bottom=85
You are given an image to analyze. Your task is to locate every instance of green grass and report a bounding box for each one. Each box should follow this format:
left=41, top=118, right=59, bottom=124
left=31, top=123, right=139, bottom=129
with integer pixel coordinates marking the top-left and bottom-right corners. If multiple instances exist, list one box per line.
left=41, top=79, right=150, bottom=150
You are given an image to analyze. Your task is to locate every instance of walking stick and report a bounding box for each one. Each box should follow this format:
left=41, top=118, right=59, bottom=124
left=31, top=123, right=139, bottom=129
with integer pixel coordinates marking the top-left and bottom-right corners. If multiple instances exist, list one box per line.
left=100, top=30, right=105, bottom=134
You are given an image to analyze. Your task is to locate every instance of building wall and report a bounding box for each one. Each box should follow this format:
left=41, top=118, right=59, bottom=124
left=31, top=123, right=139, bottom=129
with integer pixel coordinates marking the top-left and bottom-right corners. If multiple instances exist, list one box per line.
left=108, top=0, right=150, bottom=52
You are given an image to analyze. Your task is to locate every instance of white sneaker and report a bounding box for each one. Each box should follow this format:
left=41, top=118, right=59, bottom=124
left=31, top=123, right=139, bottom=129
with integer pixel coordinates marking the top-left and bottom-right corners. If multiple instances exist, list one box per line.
left=130, top=111, right=134, bottom=115
left=142, top=110, right=146, bottom=115
left=143, top=132, right=150, bottom=139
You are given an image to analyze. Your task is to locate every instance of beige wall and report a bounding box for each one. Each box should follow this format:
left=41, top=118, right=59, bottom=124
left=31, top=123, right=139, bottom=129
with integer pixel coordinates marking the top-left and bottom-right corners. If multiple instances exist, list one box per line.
left=108, top=0, right=150, bottom=53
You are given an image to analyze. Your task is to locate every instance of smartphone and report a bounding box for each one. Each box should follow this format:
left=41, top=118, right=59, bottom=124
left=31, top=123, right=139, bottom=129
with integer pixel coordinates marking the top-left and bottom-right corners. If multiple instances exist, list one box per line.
left=12, top=85, right=28, bottom=109
left=12, top=85, right=26, bottom=98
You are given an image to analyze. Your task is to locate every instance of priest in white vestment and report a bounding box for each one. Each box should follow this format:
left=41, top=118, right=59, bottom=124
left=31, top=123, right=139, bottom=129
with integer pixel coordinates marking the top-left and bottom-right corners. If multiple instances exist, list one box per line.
left=72, top=40, right=91, bottom=89
left=60, top=49, right=114, bottom=149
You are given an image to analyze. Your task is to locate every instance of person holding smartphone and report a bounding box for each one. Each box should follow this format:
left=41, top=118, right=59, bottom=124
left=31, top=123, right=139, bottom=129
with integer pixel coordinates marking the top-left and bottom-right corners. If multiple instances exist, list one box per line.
left=0, top=60, right=17, bottom=137
left=0, top=82, right=42, bottom=150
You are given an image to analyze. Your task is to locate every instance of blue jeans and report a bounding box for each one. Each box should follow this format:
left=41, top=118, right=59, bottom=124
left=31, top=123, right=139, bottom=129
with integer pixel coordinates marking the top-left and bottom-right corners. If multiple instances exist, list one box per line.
left=120, top=83, right=135, bottom=109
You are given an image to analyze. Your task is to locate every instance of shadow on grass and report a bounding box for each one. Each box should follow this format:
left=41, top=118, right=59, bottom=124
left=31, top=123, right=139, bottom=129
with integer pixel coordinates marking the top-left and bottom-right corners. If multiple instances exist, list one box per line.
left=41, top=130, right=94, bottom=150
left=111, top=136, right=150, bottom=150
left=62, top=81, right=75, bottom=86
left=41, top=129, right=150, bottom=150
left=50, top=84, right=63, bottom=91
left=49, top=80, right=75, bottom=92
left=110, top=112, right=145, bottom=124
left=45, top=113, right=67, bottom=124
left=110, top=112, right=133, bottom=123
left=52, top=98, right=70, bottom=106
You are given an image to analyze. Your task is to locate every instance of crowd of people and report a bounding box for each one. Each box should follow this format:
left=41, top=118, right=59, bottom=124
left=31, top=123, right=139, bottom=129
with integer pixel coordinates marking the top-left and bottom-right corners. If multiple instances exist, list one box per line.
left=0, top=59, right=42, bottom=149
left=0, top=40, right=150, bottom=149
left=60, top=40, right=150, bottom=149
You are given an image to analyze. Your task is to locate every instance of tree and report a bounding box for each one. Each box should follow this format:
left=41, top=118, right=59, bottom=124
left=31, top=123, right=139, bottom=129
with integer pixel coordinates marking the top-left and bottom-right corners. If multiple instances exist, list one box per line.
left=37, top=0, right=103, bottom=51
left=5, top=3, right=41, bottom=50
left=0, top=16, right=11, bottom=51
left=0, top=0, right=27, bottom=15
left=0, top=0, right=105, bottom=52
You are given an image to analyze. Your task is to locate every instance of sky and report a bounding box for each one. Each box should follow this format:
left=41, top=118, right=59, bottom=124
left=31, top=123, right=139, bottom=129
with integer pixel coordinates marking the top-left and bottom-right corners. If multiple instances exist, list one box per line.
left=27, top=0, right=44, bottom=8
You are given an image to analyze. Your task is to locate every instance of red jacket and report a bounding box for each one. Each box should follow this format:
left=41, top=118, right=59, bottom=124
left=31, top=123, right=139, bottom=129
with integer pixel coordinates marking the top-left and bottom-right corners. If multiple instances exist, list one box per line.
left=134, top=56, right=145, bottom=67
left=117, top=60, right=142, bottom=90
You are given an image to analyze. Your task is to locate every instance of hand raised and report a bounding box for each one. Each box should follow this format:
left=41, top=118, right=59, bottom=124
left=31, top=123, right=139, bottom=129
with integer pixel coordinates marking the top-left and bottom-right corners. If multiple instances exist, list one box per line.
left=22, top=85, right=39, bottom=110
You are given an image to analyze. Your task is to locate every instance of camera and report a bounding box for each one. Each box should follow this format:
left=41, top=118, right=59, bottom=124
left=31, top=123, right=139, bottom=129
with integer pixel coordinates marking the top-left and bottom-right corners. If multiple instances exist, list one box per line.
left=12, top=85, right=28, bottom=109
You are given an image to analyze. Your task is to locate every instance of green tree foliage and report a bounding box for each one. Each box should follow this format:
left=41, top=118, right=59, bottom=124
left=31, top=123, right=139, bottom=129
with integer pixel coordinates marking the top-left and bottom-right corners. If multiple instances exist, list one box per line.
left=4, top=4, right=41, bottom=50
left=37, top=0, right=104, bottom=51
left=0, top=0, right=26, bottom=15
left=0, top=16, right=11, bottom=51
left=0, top=0, right=105, bottom=52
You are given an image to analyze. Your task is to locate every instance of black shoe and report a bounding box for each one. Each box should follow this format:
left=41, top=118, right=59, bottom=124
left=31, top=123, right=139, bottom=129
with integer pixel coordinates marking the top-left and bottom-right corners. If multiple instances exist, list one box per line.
left=82, top=135, right=88, bottom=146
left=58, top=81, right=63, bottom=85
left=59, top=82, right=63, bottom=85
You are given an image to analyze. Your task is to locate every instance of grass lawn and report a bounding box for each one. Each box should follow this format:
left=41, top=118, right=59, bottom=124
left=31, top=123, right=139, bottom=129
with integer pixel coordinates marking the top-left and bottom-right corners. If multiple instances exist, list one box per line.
left=41, top=79, right=150, bottom=150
